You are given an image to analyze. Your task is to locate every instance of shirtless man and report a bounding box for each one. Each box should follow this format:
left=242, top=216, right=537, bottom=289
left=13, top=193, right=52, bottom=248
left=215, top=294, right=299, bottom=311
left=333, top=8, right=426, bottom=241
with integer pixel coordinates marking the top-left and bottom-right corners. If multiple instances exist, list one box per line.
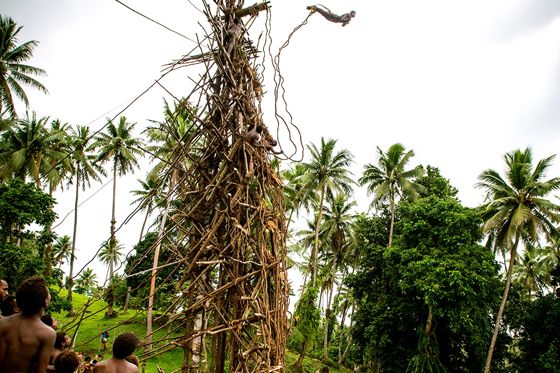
left=0, top=276, right=56, bottom=373
left=0, top=279, right=9, bottom=317
left=49, top=331, right=72, bottom=364
left=93, top=332, right=139, bottom=373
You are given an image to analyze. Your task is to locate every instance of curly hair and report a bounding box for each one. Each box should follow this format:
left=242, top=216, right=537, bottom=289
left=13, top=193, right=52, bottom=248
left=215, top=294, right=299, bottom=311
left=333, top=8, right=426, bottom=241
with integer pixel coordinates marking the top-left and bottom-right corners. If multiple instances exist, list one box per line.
left=113, top=332, right=139, bottom=359
left=125, top=354, right=139, bottom=366
left=54, top=350, right=80, bottom=373
left=15, top=276, right=49, bottom=316
left=54, top=332, right=68, bottom=349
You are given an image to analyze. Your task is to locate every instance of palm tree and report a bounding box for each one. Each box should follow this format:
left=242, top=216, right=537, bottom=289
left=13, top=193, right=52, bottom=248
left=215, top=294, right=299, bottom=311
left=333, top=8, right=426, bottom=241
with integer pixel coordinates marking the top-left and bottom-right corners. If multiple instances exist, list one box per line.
left=75, top=268, right=98, bottom=297
left=319, top=193, right=356, bottom=361
left=358, top=143, right=424, bottom=246
left=301, top=137, right=353, bottom=287
left=0, top=15, right=48, bottom=118
left=131, top=176, right=162, bottom=243
left=477, top=148, right=560, bottom=373
left=143, top=98, right=196, bottom=351
left=99, top=239, right=124, bottom=306
left=66, top=125, right=105, bottom=312
left=52, top=235, right=72, bottom=268
left=0, top=112, right=66, bottom=188
left=94, top=116, right=143, bottom=317
left=512, top=243, right=548, bottom=298
left=282, top=163, right=318, bottom=230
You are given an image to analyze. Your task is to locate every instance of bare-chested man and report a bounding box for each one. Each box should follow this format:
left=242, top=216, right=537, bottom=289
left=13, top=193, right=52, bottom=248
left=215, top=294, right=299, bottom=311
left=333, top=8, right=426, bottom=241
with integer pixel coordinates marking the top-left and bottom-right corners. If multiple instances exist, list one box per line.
left=49, top=331, right=72, bottom=364
left=0, top=278, right=9, bottom=317
left=93, top=332, right=139, bottom=373
left=0, top=276, right=56, bottom=373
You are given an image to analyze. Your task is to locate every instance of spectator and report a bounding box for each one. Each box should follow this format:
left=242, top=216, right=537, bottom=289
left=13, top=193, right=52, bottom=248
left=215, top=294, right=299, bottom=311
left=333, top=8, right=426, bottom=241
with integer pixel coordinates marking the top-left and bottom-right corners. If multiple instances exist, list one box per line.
left=0, top=278, right=9, bottom=317
left=54, top=349, right=81, bottom=373
left=50, top=331, right=72, bottom=364
left=0, top=295, right=19, bottom=316
left=93, top=332, right=139, bottom=372
left=0, top=276, right=56, bottom=372
left=100, top=329, right=109, bottom=351
left=41, top=313, right=59, bottom=329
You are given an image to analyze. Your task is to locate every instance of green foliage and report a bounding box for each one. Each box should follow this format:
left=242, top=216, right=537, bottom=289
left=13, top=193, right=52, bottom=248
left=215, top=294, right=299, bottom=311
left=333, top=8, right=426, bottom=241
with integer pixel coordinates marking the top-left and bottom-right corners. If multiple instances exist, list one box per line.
left=0, top=241, right=44, bottom=286
left=293, top=286, right=321, bottom=348
left=349, top=186, right=502, bottom=371
left=124, top=232, right=185, bottom=310
left=508, top=289, right=560, bottom=372
left=0, top=15, right=48, bottom=118
left=406, top=328, right=446, bottom=373
left=0, top=179, right=56, bottom=242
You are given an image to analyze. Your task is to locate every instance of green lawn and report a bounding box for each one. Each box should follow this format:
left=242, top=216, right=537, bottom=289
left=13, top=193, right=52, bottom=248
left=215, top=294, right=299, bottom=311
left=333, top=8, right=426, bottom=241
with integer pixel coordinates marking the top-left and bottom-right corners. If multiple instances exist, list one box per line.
left=52, top=290, right=351, bottom=372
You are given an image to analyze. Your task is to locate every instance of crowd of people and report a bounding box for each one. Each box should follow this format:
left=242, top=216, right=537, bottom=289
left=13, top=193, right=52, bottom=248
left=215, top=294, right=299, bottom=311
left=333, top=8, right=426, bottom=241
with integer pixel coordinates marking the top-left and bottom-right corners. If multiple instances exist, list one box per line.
left=0, top=276, right=140, bottom=372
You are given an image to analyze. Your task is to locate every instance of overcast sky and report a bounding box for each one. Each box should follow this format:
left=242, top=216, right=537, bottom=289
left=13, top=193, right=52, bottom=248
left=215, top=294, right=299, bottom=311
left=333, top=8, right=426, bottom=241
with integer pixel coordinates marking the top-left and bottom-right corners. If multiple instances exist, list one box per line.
left=3, top=0, right=560, bottom=285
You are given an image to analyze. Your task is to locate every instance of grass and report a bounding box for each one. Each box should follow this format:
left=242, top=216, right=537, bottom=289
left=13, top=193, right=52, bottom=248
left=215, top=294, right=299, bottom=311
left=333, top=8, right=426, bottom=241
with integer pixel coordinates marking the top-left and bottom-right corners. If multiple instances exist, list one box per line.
left=52, top=290, right=352, bottom=372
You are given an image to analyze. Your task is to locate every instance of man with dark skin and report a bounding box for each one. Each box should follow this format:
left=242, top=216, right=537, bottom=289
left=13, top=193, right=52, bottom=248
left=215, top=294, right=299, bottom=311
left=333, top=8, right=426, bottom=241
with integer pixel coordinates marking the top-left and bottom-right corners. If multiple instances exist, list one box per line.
left=0, top=279, right=9, bottom=317
left=49, top=331, right=72, bottom=365
left=0, top=279, right=8, bottom=299
left=0, top=276, right=56, bottom=373
left=93, top=332, right=139, bottom=373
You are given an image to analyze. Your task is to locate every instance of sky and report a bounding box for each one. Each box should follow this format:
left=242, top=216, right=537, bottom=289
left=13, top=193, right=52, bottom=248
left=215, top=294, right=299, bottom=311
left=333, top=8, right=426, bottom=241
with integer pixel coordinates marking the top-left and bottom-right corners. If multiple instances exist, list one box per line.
left=3, top=0, right=560, bottom=287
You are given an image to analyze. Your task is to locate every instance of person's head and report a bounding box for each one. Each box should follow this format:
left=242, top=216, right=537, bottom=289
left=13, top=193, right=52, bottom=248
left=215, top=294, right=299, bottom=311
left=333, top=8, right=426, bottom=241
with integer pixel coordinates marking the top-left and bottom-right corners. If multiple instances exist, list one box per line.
left=0, top=295, right=19, bottom=316
left=0, top=279, right=8, bottom=299
left=84, top=356, right=91, bottom=363
left=54, top=331, right=70, bottom=349
left=125, top=354, right=139, bottom=366
left=321, top=367, right=330, bottom=373
left=15, top=276, right=50, bottom=316
left=112, top=332, right=139, bottom=359
left=54, top=349, right=81, bottom=373
left=41, top=314, right=58, bottom=329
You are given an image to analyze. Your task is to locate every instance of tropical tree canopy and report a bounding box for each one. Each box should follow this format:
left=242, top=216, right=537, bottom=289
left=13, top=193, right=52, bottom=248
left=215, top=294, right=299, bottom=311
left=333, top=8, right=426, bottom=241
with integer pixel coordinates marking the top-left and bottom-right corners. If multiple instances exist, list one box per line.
left=0, top=15, right=47, bottom=118
left=477, top=147, right=560, bottom=373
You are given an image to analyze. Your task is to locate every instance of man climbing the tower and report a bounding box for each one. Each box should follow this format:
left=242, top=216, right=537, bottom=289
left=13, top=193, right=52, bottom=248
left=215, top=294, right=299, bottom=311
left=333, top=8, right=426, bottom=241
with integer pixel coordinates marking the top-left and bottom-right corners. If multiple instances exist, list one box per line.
left=307, top=5, right=356, bottom=26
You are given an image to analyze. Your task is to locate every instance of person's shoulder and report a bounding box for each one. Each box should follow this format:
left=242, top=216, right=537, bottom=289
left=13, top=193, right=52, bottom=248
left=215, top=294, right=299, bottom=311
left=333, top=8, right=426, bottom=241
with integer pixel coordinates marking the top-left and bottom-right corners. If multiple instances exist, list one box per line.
left=92, top=361, right=107, bottom=372
left=36, top=319, right=56, bottom=339
left=0, top=313, right=19, bottom=330
left=127, top=361, right=139, bottom=373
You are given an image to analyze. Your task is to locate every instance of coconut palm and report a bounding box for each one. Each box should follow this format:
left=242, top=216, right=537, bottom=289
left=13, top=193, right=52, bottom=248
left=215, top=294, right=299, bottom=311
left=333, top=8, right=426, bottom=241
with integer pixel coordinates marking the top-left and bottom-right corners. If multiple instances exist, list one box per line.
left=131, top=176, right=162, bottom=243
left=359, top=143, right=424, bottom=246
left=143, top=98, right=197, bottom=350
left=75, top=268, right=98, bottom=297
left=319, top=193, right=356, bottom=361
left=99, top=239, right=124, bottom=272
left=282, top=163, right=318, bottom=230
left=94, top=116, right=143, bottom=317
left=477, top=148, right=560, bottom=373
left=0, top=15, right=48, bottom=118
left=52, top=235, right=72, bottom=268
left=0, top=112, right=66, bottom=188
left=512, top=243, right=548, bottom=298
left=301, top=137, right=353, bottom=287
left=66, top=125, right=105, bottom=312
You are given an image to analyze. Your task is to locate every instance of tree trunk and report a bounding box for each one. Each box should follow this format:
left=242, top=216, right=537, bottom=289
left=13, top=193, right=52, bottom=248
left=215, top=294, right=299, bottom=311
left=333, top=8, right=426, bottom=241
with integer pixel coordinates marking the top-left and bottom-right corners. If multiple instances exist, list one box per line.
left=311, top=186, right=325, bottom=287
left=146, top=203, right=169, bottom=350
left=123, top=286, right=131, bottom=312
left=339, top=303, right=355, bottom=365
left=484, top=236, right=519, bottom=373
left=67, top=171, right=80, bottom=314
left=106, top=164, right=118, bottom=318
left=337, top=299, right=349, bottom=363
left=138, top=202, right=151, bottom=244
left=295, top=340, right=307, bottom=370
left=388, top=192, right=395, bottom=246
left=323, top=256, right=337, bottom=361
left=42, top=184, right=55, bottom=277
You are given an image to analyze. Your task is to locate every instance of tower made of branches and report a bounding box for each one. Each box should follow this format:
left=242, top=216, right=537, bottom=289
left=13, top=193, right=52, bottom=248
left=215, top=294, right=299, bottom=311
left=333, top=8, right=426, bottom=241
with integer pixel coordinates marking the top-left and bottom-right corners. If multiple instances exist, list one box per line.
left=146, top=1, right=289, bottom=372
